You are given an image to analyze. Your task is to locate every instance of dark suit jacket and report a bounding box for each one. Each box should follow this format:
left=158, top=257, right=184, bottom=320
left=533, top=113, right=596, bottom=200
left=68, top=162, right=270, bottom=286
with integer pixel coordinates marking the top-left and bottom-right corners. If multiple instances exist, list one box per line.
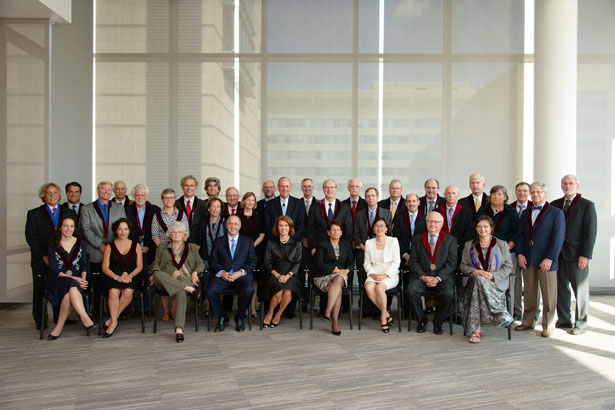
left=343, top=196, right=367, bottom=224
left=303, top=198, right=319, bottom=238
left=125, top=201, right=161, bottom=265
left=209, top=234, right=257, bottom=277
left=459, top=193, right=490, bottom=220
left=409, top=232, right=458, bottom=282
left=393, top=209, right=427, bottom=257
left=377, top=197, right=407, bottom=217
left=516, top=203, right=566, bottom=270
left=62, top=202, right=84, bottom=221
left=264, top=195, right=305, bottom=241
left=353, top=207, right=393, bottom=247
left=313, top=240, right=354, bottom=278
left=551, top=195, right=597, bottom=262
left=25, top=205, right=77, bottom=272
left=439, top=203, right=475, bottom=250
left=175, top=196, right=207, bottom=245
left=307, top=199, right=353, bottom=249
left=418, top=195, right=446, bottom=215
left=485, top=205, right=520, bottom=243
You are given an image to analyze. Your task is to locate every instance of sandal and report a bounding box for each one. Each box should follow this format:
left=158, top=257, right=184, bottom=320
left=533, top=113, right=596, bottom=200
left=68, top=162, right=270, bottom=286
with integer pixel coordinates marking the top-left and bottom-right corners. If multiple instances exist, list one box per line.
left=386, top=316, right=394, bottom=326
left=468, top=331, right=482, bottom=343
left=270, top=321, right=279, bottom=328
left=381, top=323, right=390, bottom=333
left=263, top=322, right=271, bottom=328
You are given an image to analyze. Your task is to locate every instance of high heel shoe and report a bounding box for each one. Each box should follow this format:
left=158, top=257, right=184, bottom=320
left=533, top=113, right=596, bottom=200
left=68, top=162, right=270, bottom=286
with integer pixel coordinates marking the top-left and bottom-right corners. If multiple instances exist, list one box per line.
left=386, top=316, right=394, bottom=326
left=47, top=333, right=60, bottom=340
left=331, top=329, right=342, bottom=336
left=381, top=323, right=390, bottom=333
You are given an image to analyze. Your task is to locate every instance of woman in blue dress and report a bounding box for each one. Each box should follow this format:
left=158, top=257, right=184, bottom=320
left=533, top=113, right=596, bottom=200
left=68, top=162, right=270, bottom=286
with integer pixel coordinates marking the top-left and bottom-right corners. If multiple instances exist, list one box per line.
left=46, top=214, right=95, bottom=340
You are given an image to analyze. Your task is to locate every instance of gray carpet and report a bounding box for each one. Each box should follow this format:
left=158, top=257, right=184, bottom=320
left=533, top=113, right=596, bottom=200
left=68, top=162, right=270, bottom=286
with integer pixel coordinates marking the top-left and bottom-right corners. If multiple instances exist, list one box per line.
left=1, top=296, right=614, bottom=409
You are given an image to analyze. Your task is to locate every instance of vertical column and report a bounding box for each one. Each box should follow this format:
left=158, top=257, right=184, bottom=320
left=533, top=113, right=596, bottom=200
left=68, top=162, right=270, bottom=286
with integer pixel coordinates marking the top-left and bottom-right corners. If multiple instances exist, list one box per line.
left=534, top=0, right=577, bottom=195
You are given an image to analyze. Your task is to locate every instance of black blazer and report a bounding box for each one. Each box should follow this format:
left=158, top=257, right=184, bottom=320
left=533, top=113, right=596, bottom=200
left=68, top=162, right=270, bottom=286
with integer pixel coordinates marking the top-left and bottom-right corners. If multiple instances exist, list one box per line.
left=25, top=204, right=77, bottom=272
left=418, top=195, right=446, bottom=215
left=209, top=234, right=257, bottom=276
left=438, top=203, right=475, bottom=250
left=343, top=196, right=367, bottom=221
left=175, top=196, right=207, bottom=244
left=551, top=195, right=597, bottom=262
left=485, top=205, right=520, bottom=244
left=377, top=197, right=407, bottom=216
left=409, top=232, right=458, bottom=282
left=265, top=195, right=305, bottom=241
left=459, top=193, right=490, bottom=220
left=393, top=209, right=427, bottom=257
left=62, top=202, right=84, bottom=221
left=353, top=207, right=393, bottom=247
left=313, top=240, right=354, bottom=278
left=303, top=198, right=319, bottom=238
left=264, top=237, right=302, bottom=275
left=125, top=201, right=160, bottom=265
left=307, top=199, right=353, bottom=249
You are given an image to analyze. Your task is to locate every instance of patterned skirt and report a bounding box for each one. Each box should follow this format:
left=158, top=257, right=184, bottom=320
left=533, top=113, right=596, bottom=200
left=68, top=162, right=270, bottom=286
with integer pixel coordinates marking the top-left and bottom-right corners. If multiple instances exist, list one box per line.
left=313, top=273, right=347, bottom=292
left=459, top=275, right=512, bottom=334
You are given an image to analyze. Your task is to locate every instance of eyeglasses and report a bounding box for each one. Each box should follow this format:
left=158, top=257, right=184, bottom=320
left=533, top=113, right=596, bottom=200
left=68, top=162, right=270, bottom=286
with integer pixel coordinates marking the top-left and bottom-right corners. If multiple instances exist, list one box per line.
left=183, top=184, right=196, bottom=188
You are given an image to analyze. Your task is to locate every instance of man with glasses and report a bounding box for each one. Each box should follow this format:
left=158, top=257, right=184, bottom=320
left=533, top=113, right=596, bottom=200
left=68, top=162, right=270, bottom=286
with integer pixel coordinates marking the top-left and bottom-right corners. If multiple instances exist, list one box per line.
left=175, top=175, right=206, bottom=244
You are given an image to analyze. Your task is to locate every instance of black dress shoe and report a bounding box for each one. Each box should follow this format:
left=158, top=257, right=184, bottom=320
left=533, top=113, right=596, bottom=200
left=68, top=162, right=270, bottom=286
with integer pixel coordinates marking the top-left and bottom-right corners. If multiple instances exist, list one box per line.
left=235, top=318, right=245, bottom=332
left=47, top=333, right=60, bottom=340
left=433, top=323, right=443, bottom=335
left=103, top=330, right=114, bottom=339
left=332, top=329, right=342, bottom=336
left=556, top=322, right=574, bottom=330
left=417, top=318, right=428, bottom=333
left=215, top=317, right=226, bottom=332
left=176, top=333, right=184, bottom=343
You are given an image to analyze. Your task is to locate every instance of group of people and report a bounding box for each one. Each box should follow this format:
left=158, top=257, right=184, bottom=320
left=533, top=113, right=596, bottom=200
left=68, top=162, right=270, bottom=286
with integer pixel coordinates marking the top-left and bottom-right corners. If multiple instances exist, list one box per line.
left=25, top=172, right=597, bottom=343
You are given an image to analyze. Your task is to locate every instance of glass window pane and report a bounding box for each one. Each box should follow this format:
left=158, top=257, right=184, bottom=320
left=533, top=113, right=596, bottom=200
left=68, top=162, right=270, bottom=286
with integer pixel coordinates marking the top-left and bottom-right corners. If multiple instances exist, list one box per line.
left=268, top=0, right=353, bottom=53
left=578, top=0, right=615, bottom=55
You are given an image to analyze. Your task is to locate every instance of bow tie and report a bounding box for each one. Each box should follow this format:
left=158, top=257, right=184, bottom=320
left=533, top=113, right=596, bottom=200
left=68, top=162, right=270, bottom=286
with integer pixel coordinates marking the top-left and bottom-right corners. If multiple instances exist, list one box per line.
left=532, top=206, right=543, bottom=211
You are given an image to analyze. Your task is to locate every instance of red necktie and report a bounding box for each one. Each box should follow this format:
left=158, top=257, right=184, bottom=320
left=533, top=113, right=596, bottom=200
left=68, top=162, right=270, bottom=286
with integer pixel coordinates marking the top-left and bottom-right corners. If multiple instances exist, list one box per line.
left=351, top=200, right=357, bottom=223
left=185, top=199, right=192, bottom=221
left=231, top=208, right=236, bottom=215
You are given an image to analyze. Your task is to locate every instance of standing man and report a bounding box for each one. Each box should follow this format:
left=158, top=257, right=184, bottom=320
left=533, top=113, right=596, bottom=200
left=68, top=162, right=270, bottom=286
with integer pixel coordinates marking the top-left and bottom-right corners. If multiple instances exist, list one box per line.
left=207, top=215, right=257, bottom=332
left=439, top=185, right=475, bottom=261
left=257, top=179, right=276, bottom=211
left=63, top=182, right=84, bottom=220
left=515, top=182, right=565, bottom=337
left=175, top=175, right=206, bottom=245
left=510, top=182, right=534, bottom=321
left=419, top=178, right=446, bottom=215
left=204, top=177, right=221, bottom=200
left=112, top=180, right=130, bottom=206
left=80, top=181, right=126, bottom=311
left=406, top=212, right=458, bottom=335
left=264, top=177, right=305, bottom=241
left=343, top=178, right=367, bottom=230
left=26, top=183, right=76, bottom=329
left=223, top=187, right=241, bottom=219
left=300, top=178, right=317, bottom=308
left=552, top=174, right=597, bottom=335
left=378, top=179, right=406, bottom=223
left=459, top=173, right=490, bottom=220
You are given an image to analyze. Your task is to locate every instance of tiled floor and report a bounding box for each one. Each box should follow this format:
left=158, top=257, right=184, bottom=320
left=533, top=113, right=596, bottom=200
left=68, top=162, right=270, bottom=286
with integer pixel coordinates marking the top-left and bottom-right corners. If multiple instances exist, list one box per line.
left=1, top=296, right=614, bottom=409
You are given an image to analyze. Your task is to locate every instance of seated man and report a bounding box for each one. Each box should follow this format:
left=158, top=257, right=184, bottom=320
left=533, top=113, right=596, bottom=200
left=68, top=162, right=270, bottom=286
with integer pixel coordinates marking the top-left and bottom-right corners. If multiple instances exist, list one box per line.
left=406, top=212, right=457, bottom=335
left=206, top=215, right=257, bottom=332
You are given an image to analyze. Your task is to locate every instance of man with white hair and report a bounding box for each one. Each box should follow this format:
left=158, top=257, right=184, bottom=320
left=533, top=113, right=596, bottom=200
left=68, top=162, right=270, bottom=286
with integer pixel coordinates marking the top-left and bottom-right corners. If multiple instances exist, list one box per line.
left=459, top=173, right=490, bottom=220
left=552, top=174, right=597, bottom=335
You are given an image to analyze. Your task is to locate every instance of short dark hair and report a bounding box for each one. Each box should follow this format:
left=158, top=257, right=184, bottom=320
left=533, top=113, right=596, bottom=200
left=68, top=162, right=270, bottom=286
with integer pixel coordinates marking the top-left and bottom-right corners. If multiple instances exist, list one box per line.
left=65, top=182, right=82, bottom=193
left=475, top=215, right=494, bottom=229
left=372, top=217, right=389, bottom=232
left=515, top=181, right=530, bottom=190
left=327, top=220, right=343, bottom=231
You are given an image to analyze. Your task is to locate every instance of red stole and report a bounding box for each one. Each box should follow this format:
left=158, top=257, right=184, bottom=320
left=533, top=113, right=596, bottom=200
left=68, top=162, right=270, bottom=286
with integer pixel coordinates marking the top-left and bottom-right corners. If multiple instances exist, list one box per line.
left=155, top=209, right=185, bottom=232
left=473, top=237, right=497, bottom=270
left=57, top=239, right=81, bottom=269
left=439, top=203, right=461, bottom=234
left=93, top=201, right=111, bottom=235
left=168, top=242, right=190, bottom=270
left=554, top=194, right=582, bottom=222
left=319, top=199, right=342, bottom=222
left=527, top=202, right=550, bottom=243
left=421, top=231, right=445, bottom=266
left=130, top=201, right=153, bottom=240
left=110, top=240, right=137, bottom=273
left=403, top=209, right=422, bottom=236
left=41, top=204, right=65, bottom=230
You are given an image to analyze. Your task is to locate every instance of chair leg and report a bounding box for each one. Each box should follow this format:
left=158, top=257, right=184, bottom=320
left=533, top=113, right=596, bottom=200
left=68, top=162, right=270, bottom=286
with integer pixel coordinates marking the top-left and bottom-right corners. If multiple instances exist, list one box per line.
left=397, top=292, right=402, bottom=332
left=298, top=297, right=303, bottom=330
left=98, top=294, right=104, bottom=336
left=194, top=296, right=199, bottom=332
left=140, top=292, right=145, bottom=334
left=408, top=302, right=412, bottom=332
left=153, top=292, right=158, bottom=334
left=309, top=291, right=315, bottom=330
left=259, top=301, right=264, bottom=330
left=84, top=294, right=91, bottom=336
left=247, top=304, right=252, bottom=331
left=40, top=297, right=46, bottom=340
left=207, top=296, right=211, bottom=332
left=348, top=291, right=353, bottom=330
left=449, top=306, right=454, bottom=335
left=358, top=292, right=363, bottom=330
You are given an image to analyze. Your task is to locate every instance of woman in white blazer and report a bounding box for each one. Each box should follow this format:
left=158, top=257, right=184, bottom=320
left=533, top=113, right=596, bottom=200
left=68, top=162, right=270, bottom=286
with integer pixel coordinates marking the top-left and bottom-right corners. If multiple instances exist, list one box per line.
left=363, top=217, right=400, bottom=333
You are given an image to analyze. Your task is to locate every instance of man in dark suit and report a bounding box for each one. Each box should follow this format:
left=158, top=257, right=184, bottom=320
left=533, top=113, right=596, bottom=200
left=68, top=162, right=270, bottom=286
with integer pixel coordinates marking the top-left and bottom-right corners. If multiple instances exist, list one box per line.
left=264, top=177, right=305, bottom=241
left=552, top=174, right=597, bottom=335
left=510, top=182, right=533, bottom=320
left=207, top=215, right=258, bottom=332
left=440, top=185, right=475, bottom=260
left=307, top=179, right=353, bottom=254
left=175, top=175, right=207, bottom=245
left=343, top=178, right=368, bottom=233
left=25, top=182, right=77, bottom=329
left=419, top=178, right=446, bottom=215
left=406, top=211, right=458, bottom=335
left=223, top=186, right=240, bottom=218
left=299, top=178, right=317, bottom=310
left=378, top=179, right=406, bottom=223
left=515, top=182, right=565, bottom=337
left=112, top=180, right=131, bottom=206
left=63, top=181, right=84, bottom=220
left=256, top=179, right=276, bottom=211
left=459, top=173, right=490, bottom=220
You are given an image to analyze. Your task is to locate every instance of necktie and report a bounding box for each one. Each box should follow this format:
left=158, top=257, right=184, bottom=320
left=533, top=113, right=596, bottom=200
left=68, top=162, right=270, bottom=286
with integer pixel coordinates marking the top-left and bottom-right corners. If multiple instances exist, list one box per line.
left=103, top=203, right=108, bottom=215
left=231, top=208, right=236, bottom=215
left=474, top=197, right=480, bottom=212
left=305, top=199, right=310, bottom=214
left=517, top=204, right=525, bottom=216
left=448, top=207, right=453, bottom=231
left=369, top=209, right=375, bottom=226
left=428, top=200, right=434, bottom=213
left=429, top=234, right=436, bottom=253
left=52, top=207, right=57, bottom=218
left=351, top=200, right=357, bottom=222
left=328, top=203, right=333, bottom=220
left=230, top=238, right=236, bottom=259
left=410, top=213, right=415, bottom=235
left=391, top=201, right=397, bottom=218
left=564, top=199, right=571, bottom=213
left=72, top=204, right=77, bottom=212
left=185, top=200, right=192, bottom=220
left=532, top=206, right=542, bottom=211
left=282, top=199, right=287, bottom=216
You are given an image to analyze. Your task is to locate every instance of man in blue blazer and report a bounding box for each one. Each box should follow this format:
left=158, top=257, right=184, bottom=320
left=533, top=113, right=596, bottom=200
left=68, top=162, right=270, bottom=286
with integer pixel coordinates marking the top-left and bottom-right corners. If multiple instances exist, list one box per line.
left=264, top=176, right=305, bottom=240
left=207, top=215, right=258, bottom=332
left=515, top=182, right=566, bottom=337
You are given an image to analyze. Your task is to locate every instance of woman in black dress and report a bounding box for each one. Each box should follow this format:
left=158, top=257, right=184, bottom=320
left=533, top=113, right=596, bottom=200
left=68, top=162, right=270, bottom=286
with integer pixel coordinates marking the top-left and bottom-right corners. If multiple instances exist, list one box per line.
left=263, top=215, right=302, bottom=328
left=100, top=218, right=143, bottom=338
left=239, top=192, right=265, bottom=316
left=46, top=214, right=95, bottom=340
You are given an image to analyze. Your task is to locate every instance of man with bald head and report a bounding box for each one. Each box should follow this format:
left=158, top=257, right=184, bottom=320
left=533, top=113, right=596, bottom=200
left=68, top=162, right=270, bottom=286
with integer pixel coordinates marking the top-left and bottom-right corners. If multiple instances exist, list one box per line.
left=112, top=180, right=130, bottom=206
left=257, top=179, right=276, bottom=210
left=419, top=178, right=446, bottom=215
left=407, top=211, right=458, bottom=334
left=440, top=185, right=475, bottom=258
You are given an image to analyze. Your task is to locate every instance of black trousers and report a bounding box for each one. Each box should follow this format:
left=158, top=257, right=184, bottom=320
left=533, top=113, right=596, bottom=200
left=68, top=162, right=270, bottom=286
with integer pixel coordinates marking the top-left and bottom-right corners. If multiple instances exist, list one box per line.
left=406, top=277, right=454, bottom=326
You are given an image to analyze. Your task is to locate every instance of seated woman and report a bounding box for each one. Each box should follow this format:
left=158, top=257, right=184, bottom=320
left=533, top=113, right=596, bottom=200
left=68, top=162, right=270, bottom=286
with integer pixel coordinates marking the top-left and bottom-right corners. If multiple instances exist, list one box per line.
left=239, top=192, right=265, bottom=317
left=459, top=215, right=514, bottom=343
left=100, top=218, right=143, bottom=338
left=152, top=221, right=204, bottom=342
left=313, top=220, right=354, bottom=336
left=363, top=218, right=400, bottom=333
left=263, top=215, right=302, bottom=328
left=46, top=214, right=95, bottom=340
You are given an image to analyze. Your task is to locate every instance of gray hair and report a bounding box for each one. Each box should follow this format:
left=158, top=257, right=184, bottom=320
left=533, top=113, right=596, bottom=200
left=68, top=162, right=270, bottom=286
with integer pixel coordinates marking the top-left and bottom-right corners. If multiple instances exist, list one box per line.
left=97, top=181, right=113, bottom=190
left=489, top=185, right=509, bottom=202
left=180, top=175, right=198, bottom=187
left=161, top=188, right=175, bottom=198
left=530, top=181, right=547, bottom=193
left=322, top=179, right=337, bottom=189
left=205, top=177, right=221, bottom=191
left=426, top=211, right=444, bottom=222
left=166, top=221, right=188, bottom=239
left=561, top=174, right=579, bottom=184
left=469, top=173, right=485, bottom=183
left=347, top=178, right=362, bottom=187
left=389, top=179, right=402, bottom=188
left=131, top=183, right=149, bottom=197
left=38, top=182, right=62, bottom=202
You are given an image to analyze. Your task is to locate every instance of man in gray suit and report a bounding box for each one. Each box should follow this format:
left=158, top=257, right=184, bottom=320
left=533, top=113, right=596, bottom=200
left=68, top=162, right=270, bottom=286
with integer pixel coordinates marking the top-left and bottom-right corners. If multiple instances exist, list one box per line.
left=80, top=181, right=126, bottom=308
left=552, top=174, right=597, bottom=335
